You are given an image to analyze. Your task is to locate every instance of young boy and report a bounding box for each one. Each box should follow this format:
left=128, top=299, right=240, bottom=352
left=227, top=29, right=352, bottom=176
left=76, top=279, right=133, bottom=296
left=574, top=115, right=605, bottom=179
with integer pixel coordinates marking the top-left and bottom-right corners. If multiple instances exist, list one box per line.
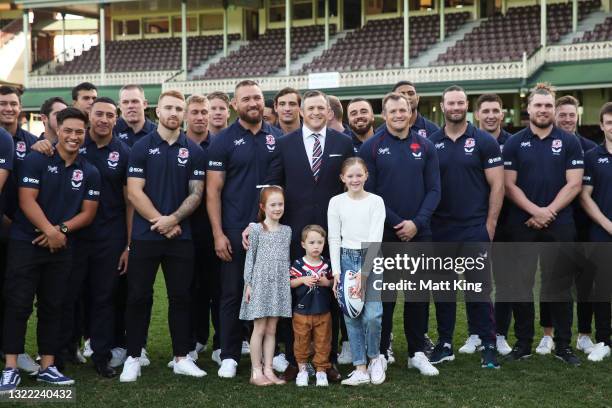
left=290, top=225, right=334, bottom=387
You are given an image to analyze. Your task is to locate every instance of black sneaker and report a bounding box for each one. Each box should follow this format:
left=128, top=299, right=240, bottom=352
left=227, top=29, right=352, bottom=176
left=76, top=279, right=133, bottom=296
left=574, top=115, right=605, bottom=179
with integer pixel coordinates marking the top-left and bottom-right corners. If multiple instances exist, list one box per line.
left=430, top=343, right=455, bottom=365
left=555, top=347, right=581, bottom=366
left=505, top=344, right=532, bottom=361
left=424, top=334, right=435, bottom=357
left=481, top=344, right=501, bottom=369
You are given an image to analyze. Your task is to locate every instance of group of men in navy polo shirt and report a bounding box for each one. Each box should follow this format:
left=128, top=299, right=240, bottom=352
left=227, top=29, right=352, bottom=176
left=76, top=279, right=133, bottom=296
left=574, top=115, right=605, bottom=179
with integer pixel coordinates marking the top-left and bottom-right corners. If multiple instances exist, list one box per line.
left=0, top=76, right=609, bottom=392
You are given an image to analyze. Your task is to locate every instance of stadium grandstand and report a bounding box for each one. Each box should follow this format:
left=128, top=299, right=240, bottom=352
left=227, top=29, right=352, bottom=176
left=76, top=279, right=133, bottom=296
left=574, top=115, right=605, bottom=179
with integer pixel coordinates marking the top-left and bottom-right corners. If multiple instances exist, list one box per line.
left=0, top=0, right=610, bottom=135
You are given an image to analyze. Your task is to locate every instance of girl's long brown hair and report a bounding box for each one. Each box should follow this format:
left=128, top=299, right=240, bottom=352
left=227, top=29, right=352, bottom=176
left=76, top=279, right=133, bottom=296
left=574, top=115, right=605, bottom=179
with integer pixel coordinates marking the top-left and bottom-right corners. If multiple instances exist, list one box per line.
left=257, top=185, right=285, bottom=229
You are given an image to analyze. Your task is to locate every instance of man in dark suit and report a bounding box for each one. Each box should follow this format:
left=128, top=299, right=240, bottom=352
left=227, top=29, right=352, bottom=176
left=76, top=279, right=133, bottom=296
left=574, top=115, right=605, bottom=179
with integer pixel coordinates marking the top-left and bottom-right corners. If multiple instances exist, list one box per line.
left=245, top=90, right=353, bottom=382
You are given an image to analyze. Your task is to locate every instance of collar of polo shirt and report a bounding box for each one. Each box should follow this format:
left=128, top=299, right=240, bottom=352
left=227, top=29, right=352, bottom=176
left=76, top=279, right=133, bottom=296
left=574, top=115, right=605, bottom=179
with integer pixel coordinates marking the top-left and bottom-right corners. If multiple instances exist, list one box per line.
left=151, top=130, right=188, bottom=146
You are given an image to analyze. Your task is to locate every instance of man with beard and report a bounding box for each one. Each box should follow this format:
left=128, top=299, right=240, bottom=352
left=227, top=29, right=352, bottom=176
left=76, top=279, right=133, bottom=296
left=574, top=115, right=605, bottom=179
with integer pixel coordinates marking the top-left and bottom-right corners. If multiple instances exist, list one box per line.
left=503, top=83, right=583, bottom=365
left=114, top=84, right=156, bottom=147
left=429, top=85, right=504, bottom=369
left=120, top=90, right=206, bottom=382
left=72, top=82, right=98, bottom=116
left=207, top=80, right=282, bottom=378
left=376, top=81, right=439, bottom=138
left=274, top=87, right=301, bottom=135
left=360, top=92, right=441, bottom=375
left=207, top=92, right=231, bottom=136
left=347, top=98, right=375, bottom=154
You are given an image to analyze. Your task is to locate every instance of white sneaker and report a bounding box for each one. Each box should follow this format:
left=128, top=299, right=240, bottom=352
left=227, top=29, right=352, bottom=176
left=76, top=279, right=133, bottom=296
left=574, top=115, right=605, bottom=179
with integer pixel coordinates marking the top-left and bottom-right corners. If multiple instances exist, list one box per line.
left=368, top=355, right=387, bottom=385
left=241, top=341, right=250, bottom=355
left=341, top=370, right=370, bottom=386
left=337, top=341, right=353, bottom=365
left=82, top=338, right=93, bottom=358
left=173, top=356, right=207, bottom=377
left=75, top=348, right=87, bottom=363
left=272, top=353, right=289, bottom=373
left=109, top=347, right=127, bottom=368
left=535, top=336, right=554, bottom=355
left=211, top=349, right=222, bottom=366
left=386, top=348, right=396, bottom=364
left=195, top=342, right=206, bottom=354
left=576, top=335, right=595, bottom=354
left=315, top=371, right=328, bottom=387
left=496, top=335, right=512, bottom=356
left=296, top=369, right=308, bottom=387
left=408, top=352, right=439, bottom=376
left=217, top=359, right=237, bottom=378
left=459, top=334, right=482, bottom=354
left=167, top=350, right=198, bottom=368
left=119, top=356, right=141, bottom=382
left=17, top=353, right=40, bottom=374
left=587, top=342, right=611, bottom=362
left=139, top=348, right=150, bottom=367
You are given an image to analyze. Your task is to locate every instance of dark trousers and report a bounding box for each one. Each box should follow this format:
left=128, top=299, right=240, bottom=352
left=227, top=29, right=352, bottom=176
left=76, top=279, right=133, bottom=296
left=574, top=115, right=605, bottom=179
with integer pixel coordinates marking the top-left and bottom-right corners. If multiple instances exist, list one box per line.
left=492, top=225, right=513, bottom=337
left=432, top=223, right=496, bottom=346
left=0, top=238, right=8, bottom=350
left=3, top=241, right=72, bottom=355
left=192, top=239, right=221, bottom=350
left=506, top=223, right=576, bottom=350
left=60, top=239, right=124, bottom=363
left=125, top=240, right=194, bottom=358
left=219, top=229, right=247, bottom=362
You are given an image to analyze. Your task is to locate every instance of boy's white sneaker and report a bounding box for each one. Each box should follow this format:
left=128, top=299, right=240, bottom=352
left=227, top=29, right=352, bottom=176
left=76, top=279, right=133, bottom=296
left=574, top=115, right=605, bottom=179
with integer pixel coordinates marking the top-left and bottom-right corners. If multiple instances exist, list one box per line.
left=119, top=357, right=141, bottom=382
left=296, top=370, right=308, bottom=387
left=535, top=336, right=554, bottom=355
left=315, top=371, right=328, bottom=387
left=173, top=357, right=207, bottom=377
left=408, top=352, right=439, bottom=376
left=341, top=370, right=370, bottom=386
left=218, top=359, right=237, bottom=378
left=459, top=335, right=482, bottom=354
left=576, top=335, right=595, bottom=354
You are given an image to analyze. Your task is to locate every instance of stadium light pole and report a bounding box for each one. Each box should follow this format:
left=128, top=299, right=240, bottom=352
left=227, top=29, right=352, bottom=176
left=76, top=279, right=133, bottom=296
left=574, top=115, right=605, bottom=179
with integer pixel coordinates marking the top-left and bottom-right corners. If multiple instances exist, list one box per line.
left=572, top=0, right=578, bottom=32
left=181, top=0, right=187, bottom=80
left=285, top=0, right=290, bottom=76
left=22, top=9, right=29, bottom=88
left=439, top=0, right=445, bottom=42
left=324, top=0, right=329, bottom=50
left=403, top=0, right=409, bottom=68
left=540, top=0, right=547, bottom=48
left=99, top=4, right=106, bottom=86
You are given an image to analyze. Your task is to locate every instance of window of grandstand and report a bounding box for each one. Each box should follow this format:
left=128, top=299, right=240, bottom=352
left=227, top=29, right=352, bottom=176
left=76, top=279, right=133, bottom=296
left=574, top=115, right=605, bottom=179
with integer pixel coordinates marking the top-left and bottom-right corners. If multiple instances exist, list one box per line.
left=200, top=13, right=223, bottom=31
left=172, top=15, right=197, bottom=32
left=444, top=0, right=474, bottom=7
left=269, top=0, right=313, bottom=22
left=113, top=19, right=140, bottom=36
left=409, top=0, right=435, bottom=11
left=366, top=0, right=398, bottom=14
left=144, top=17, right=169, bottom=34
left=317, top=0, right=338, bottom=16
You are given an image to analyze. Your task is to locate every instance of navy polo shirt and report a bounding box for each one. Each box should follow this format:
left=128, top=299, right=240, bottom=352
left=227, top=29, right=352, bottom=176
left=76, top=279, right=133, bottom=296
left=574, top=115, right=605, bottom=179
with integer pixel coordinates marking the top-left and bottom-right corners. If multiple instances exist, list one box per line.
left=113, top=117, right=157, bottom=147
left=127, top=130, right=206, bottom=241
left=206, top=120, right=283, bottom=230
left=503, top=126, right=584, bottom=226
left=583, top=145, right=612, bottom=236
left=10, top=151, right=101, bottom=242
left=78, top=134, right=131, bottom=241
left=375, top=113, right=440, bottom=139
left=347, top=129, right=364, bottom=154
left=430, top=123, right=503, bottom=227
left=4, top=127, right=38, bottom=219
left=361, top=128, right=440, bottom=237
left=190, top=135, right=212, bottom=244
left=0, top=129, right=14, bottom=220
left=497, top=129, right=512, bottom=151
left=572, top=134, right=598, bottom=232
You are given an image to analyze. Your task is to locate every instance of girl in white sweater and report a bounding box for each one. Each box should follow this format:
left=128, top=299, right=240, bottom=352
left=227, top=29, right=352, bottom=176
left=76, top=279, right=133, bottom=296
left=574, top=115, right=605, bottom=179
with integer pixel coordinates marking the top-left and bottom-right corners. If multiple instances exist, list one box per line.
left=327, top=157, right=386, bottom=386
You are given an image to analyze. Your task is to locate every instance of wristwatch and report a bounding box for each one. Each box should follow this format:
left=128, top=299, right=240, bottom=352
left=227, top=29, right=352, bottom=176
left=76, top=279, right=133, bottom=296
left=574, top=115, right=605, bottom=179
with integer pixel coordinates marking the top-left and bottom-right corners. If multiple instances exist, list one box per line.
left=59, top=223, right=69, bottom=234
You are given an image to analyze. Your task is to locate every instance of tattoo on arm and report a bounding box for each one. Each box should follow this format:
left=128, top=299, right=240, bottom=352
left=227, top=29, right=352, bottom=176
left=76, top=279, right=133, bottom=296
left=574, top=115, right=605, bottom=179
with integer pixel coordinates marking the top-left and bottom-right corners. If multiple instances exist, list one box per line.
left=172, top=180, right=204, bottom=223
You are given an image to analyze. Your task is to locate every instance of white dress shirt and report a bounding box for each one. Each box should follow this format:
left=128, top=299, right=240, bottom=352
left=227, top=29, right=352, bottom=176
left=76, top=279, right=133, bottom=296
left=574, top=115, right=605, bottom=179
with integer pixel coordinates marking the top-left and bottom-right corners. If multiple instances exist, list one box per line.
left=302, top=125, right=327, bottom=165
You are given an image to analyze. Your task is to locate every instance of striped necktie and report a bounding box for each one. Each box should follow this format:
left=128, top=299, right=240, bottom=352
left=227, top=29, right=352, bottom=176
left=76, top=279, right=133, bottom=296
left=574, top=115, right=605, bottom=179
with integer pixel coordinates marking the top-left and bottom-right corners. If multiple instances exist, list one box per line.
left=311, top=133, right=322, bottom=181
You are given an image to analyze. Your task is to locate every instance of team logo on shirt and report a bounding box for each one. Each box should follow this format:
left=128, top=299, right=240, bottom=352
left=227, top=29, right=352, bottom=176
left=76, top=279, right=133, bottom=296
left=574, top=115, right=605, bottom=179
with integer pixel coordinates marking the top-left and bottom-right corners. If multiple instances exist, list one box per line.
left=149, top=148, right=161, bottom=155
left=118, top=133, right=129, bottom=140
left=598, top=157, right=609, bottom=164
left=71, top=169, right=83, bottom=189
left=464, top=138, right=475, bottom=154
left=435, top=142, right=445, bottom=150
left=520, top=141, right=531, bottom=148
left=378, top=147, right=390, bottom=155
left=15, top=141, right=26, bottom=159
left=234, top=138, right=245, bottom=146
left=552, top=139, right=562, bottom=154
left=418, top=129, right=427, bottom=138
left=47, top=165, right=58, bottom=174
left=79, top=147, right=87, bottom=154
left=265, top=135, right=276, bottom=151
left=107, top=151, right=120, bottom=168
left=177, top=147, right=189, bottom=166
left=410, top=143, right=422, bottom=159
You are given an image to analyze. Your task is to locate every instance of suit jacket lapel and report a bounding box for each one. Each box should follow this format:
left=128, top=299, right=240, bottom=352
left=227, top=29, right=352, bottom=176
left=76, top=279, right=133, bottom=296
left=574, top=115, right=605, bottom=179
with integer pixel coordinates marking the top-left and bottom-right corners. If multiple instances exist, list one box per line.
left=317, top=131, right=335, bottom=181
left=296, top=131, right=315, bottom=183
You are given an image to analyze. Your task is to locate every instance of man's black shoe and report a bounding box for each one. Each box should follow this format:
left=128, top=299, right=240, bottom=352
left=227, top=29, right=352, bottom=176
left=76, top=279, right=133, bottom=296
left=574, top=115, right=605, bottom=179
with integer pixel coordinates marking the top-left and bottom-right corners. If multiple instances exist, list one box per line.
left=505, top=344, right=532, bottom=361
left=94, top=360, right=117, bottom=378
left=555, top=347, right=581, bottom=366
left=481, top=344, right=501, bottom=369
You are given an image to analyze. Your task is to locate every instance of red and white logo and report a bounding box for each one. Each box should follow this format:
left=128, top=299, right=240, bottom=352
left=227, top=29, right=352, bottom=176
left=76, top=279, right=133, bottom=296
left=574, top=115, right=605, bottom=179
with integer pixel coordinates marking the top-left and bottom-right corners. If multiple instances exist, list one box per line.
left=107, top=151, right=120, bottom=168
left=552, top=139, right=562, bottom=154
left=71, top=169, right=83, bottom=188
left=177, top=147, right=189, bottom=166
left=15, top=141, right=26, bottom=159
left=464, top=138, right=475, bottom=153
left=265, top=134, right=276, bottom=151
left=410, top=142, right=422, bottom=158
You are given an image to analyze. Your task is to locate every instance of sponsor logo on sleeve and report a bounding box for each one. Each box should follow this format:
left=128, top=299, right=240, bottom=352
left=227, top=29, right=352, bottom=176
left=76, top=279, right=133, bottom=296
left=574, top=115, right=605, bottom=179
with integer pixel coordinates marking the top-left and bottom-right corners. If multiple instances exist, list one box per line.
left=488, top=156, right=502, bottom=164
left=22, top=176, right=39, bottom=184
left=88, top=189, right=100, bottom=196
left=128, top=166, right=144, bottom=174
left=208, top=160, right=223, bottom=168
left=193, top=169, right=205, bottom=176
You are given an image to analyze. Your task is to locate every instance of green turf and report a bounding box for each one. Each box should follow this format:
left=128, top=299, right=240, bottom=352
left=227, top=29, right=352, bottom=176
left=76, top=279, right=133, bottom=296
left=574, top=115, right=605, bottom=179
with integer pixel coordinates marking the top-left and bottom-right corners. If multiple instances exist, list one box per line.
left=21, top=274, right=612, bottom=408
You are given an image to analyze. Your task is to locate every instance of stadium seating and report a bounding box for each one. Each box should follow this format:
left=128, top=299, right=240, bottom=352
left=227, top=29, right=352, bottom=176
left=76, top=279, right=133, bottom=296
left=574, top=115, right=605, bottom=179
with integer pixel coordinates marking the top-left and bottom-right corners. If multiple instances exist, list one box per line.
left=435, top=0, right=601, bottom=65
left=199, top=25, right=336, bottom=79
left=300, top=13, right=470, bottom=73
left=51, top=34, right=239, bottom=74
left=574, top=15, right=612, bottom=42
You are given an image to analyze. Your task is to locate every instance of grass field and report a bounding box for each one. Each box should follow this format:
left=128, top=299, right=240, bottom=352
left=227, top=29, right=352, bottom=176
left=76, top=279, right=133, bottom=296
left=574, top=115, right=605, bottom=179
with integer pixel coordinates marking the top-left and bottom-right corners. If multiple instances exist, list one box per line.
left=21, top=274, right=612, bottom=408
